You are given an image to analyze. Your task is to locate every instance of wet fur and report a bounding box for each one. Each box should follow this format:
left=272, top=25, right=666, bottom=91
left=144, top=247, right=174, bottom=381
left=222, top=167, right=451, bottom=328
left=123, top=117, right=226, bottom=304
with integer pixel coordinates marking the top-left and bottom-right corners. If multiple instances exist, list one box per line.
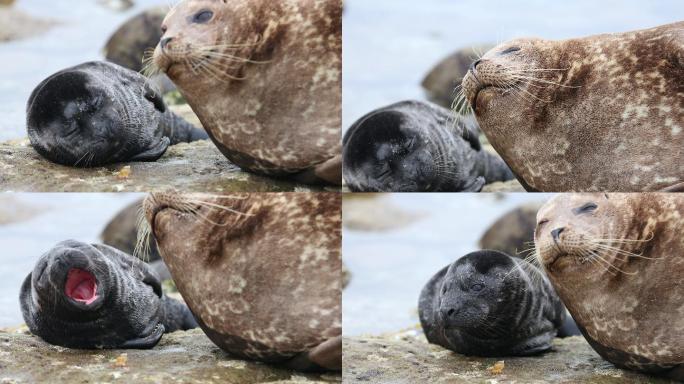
left=27, top=61, right=207, bottom=167
left=19, top=240, right=197, bottom=349
left=342, top=100, right=514, bottom=192
left=418, top=250, right=565, bottom=357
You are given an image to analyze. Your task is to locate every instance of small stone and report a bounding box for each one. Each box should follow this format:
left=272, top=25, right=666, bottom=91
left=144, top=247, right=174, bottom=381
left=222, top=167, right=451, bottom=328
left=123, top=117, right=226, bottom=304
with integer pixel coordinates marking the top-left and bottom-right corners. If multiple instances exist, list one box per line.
left=115, top=166, right=131, bottom=179
left=487, top=360, right=505, bottom=375
left=113, top=353, right=128, bottom=368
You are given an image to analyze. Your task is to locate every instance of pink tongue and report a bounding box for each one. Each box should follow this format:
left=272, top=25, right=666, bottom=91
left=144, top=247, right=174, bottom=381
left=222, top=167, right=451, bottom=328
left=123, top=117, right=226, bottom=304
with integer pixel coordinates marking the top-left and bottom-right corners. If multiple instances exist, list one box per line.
left=64, top=269, right=98, bottom=305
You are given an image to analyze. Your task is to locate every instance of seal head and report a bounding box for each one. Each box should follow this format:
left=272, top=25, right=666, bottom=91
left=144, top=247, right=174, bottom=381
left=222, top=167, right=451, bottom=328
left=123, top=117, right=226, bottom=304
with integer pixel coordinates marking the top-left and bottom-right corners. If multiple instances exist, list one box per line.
left=419, top=250, right=565, bottom=357
left=535, top=193, right=684, bottom=380
left=462, top=22, right=684, bottom=191
left=152, top=0, right=342, bottom=184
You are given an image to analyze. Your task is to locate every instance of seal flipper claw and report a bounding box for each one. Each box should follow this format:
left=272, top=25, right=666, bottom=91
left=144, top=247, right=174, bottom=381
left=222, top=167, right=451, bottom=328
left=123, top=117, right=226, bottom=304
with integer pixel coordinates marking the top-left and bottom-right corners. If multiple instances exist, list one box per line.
left=129, top=137, right=170, bottom=162
left=313, top=155, right=342, bottom=186
left=119, top=324, right=165, bottom=349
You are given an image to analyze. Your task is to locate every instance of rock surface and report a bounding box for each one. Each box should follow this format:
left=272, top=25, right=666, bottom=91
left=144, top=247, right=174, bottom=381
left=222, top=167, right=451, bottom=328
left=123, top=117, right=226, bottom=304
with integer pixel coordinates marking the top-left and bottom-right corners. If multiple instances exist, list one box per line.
left=343, top=332, right=673, bottom=384
left=342, top=194, right=422, bottom=231
left=481, top=179, right=525, bottom=192
left=0, top=328, right=341, bottom=384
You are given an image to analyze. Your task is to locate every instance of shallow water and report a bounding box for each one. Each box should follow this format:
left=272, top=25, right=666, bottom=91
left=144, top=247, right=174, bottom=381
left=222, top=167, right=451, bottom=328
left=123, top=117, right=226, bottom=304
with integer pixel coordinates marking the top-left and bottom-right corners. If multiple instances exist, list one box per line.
left=342, top=0, right=683, bottom=131
left=0, top=193, right=142, bottom=326
left=0, top=0, right=169, bottom=141
left=342, top=193, right=552, bottom=336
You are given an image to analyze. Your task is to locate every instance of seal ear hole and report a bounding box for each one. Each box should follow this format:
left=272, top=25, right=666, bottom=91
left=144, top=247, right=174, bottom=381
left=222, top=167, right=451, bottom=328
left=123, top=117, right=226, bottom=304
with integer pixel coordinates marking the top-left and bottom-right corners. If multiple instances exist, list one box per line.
left=470, top=283, right=484, bottom=292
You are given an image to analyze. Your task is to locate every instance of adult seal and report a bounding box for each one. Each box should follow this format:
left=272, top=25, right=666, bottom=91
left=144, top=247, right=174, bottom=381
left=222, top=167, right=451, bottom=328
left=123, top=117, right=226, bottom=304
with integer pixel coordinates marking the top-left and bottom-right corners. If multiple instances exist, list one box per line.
left=19, top=240, right=198, bottom=349
left=418, top=250, right=566, bottom=357
left=535, top=193, right=684, bottom=380
left=152, top=0, right=342, bottom=185
left=27, top=61, right=207, bottom=167
left=462, top=22, right=684, bottom=192
left=142, top=192, right=342, bottom=370
left=343, top=100, right=514, bottom=192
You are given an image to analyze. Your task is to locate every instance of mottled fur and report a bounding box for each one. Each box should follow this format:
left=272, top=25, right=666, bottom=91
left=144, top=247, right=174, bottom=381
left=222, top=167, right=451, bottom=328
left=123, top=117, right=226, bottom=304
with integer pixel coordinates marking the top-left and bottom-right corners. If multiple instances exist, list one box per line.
left=142, top=192, right=342, bottom=370
left=153, top=0, right=342, bottom=185
left=462, top=22, right=683, bottom=192
left=535, top=193, right=684, bottom=380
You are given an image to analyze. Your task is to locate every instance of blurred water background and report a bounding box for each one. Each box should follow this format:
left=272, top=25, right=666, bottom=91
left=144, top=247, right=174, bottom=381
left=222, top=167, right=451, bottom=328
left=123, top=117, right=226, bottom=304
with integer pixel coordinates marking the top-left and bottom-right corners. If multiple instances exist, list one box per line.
left=0, top=193, right=142, bottom=326
left=0, top=0, right=170, bottom=141
left=342, top=193, right=552, bottom=336
left=342, top=0, right=683, bottom=132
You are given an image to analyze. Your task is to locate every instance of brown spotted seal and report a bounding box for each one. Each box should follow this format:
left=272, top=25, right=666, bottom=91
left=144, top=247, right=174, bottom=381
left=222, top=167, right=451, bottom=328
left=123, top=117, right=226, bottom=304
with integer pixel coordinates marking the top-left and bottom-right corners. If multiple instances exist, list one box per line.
left=462, top=22, right=684, bottom=192
left=141, top=192, right=341, bottom=371
left=151, top=0, right=342, bottom=185
left=534, top=193, right=684, bottom=380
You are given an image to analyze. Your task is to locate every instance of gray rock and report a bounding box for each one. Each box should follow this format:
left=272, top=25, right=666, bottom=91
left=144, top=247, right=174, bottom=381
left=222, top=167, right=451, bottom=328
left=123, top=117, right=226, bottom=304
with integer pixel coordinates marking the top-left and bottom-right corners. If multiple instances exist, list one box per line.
left=0, top=8, right=56, bottom=43
left=343, top=332, right=672, bottom=383
left=481, top=179, right=525, bottom=192
left=421, top=45, right=495, bottom=109
left=0, top=328, right=340, bottom=383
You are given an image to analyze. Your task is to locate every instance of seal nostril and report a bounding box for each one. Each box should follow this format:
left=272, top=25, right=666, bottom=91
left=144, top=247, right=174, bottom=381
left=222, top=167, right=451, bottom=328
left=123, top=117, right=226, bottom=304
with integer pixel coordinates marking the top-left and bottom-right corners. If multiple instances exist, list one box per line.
left=160, top=37, right=173, bottom=49
left=447, top=309, right=455, bottom=317
left=469, top=59, right=482, bottom=73
left=551, top=227, right=565, bottom=242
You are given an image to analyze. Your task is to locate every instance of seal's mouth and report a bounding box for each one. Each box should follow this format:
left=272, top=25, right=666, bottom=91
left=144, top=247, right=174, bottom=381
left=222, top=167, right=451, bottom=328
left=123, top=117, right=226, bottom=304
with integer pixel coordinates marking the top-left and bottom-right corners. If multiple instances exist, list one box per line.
left=64, top=269, right=98, bottom=305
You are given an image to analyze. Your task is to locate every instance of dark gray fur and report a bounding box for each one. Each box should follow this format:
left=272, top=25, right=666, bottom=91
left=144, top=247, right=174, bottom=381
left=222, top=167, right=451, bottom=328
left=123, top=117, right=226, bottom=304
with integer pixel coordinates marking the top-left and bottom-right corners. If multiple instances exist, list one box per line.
left=27, top=61, right=207, bottom=167
left=19, top=240, right=197, bottom=349
left=342, top=100, right=513, bottom=192
left=418, top=250, right=565, bottom=357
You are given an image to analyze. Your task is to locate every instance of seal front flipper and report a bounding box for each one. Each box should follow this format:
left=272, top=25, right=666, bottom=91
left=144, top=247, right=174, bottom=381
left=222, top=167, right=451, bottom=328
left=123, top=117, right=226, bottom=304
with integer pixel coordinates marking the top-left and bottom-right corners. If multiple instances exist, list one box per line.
left=284, top=336, right=342, bottom=371
left=143, top=82, right=166, bottom=113
left=461, top=176, right=486, bottom=192
left=119, top=324, right=165, bottom=349
left=129, top=137, right=170, bottom=162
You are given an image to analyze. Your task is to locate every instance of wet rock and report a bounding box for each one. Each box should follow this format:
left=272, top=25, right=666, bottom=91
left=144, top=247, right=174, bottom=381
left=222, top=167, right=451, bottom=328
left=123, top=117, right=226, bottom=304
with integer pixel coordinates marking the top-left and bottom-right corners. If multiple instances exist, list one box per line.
left=0, top=0, right=15, bottom=7
left=0, top=328, right=340, bottom=383
left=421, top=45, right=495, bottom=108
left=479, top=202, right=544, bottom=258
left=481, top=179, right=525, bottom=192
left=343, top=332, right=671, bottom=383
left=342, top=194, right=422, bottom=231
left=0, top=8, right=56, bottom=43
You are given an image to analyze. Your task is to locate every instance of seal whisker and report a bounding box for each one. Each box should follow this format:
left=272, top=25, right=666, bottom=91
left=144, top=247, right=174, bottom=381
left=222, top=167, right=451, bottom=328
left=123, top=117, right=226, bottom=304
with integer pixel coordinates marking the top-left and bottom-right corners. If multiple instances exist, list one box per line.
left=587, top=250, right=637, bottom=276
left=185, top=199, right=254, bottom=217
left=592, top=243, right=661, bottom=260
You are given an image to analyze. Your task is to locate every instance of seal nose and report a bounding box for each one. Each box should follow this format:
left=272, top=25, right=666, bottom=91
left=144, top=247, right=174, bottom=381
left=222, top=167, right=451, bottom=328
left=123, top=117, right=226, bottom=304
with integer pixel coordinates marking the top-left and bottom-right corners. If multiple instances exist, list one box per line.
left=440, top=307, right=458, bottom=320
left=160, top=37, right=173, bottom=50
left=551, top=227, right=565, bottom=243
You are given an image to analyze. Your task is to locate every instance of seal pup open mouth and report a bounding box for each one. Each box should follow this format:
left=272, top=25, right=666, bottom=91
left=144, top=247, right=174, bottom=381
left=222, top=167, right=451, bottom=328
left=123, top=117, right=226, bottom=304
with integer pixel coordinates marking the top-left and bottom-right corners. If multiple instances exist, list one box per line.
left=534, top=193, right=683, bottom=380
left=20, top=239, right=198, bottom=349
left=459, top=21, right=684, bottom=192
left=147, top=0, right=343, bottom=185
left=140, top=192, right=342, bottom=371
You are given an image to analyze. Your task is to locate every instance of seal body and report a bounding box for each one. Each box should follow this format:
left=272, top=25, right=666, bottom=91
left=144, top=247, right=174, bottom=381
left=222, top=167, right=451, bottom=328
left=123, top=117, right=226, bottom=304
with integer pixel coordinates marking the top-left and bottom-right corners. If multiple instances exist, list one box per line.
left=462, top=22, right=684, bottom=192
left=27, top=61, right=207, bottom=167
left=19, top=240, right=197, bottom=349
left=153, top=0, right=342, bottom=185
left=418, top=250, right=565, bottom=357
left=342, top=100, right=513, bottom=192
left=143, top=192, right=342, bottom=370
left=535, top=193, right=684, bottom=380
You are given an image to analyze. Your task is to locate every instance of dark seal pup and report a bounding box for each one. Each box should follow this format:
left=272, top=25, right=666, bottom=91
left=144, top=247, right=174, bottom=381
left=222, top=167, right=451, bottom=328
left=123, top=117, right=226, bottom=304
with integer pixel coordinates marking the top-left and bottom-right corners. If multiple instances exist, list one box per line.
left=418, top=250, right=566, bottom=357
left=342, top=100, right=513, bottom=192
left=19, top=240, right=197, bottom=349
left=27, top=61, right=207, bottom=167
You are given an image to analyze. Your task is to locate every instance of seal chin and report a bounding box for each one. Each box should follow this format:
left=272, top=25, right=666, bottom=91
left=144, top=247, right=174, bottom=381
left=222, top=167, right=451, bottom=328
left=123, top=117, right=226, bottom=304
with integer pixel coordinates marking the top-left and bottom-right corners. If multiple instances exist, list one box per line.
left=64, top=269, right=99, bottom=306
